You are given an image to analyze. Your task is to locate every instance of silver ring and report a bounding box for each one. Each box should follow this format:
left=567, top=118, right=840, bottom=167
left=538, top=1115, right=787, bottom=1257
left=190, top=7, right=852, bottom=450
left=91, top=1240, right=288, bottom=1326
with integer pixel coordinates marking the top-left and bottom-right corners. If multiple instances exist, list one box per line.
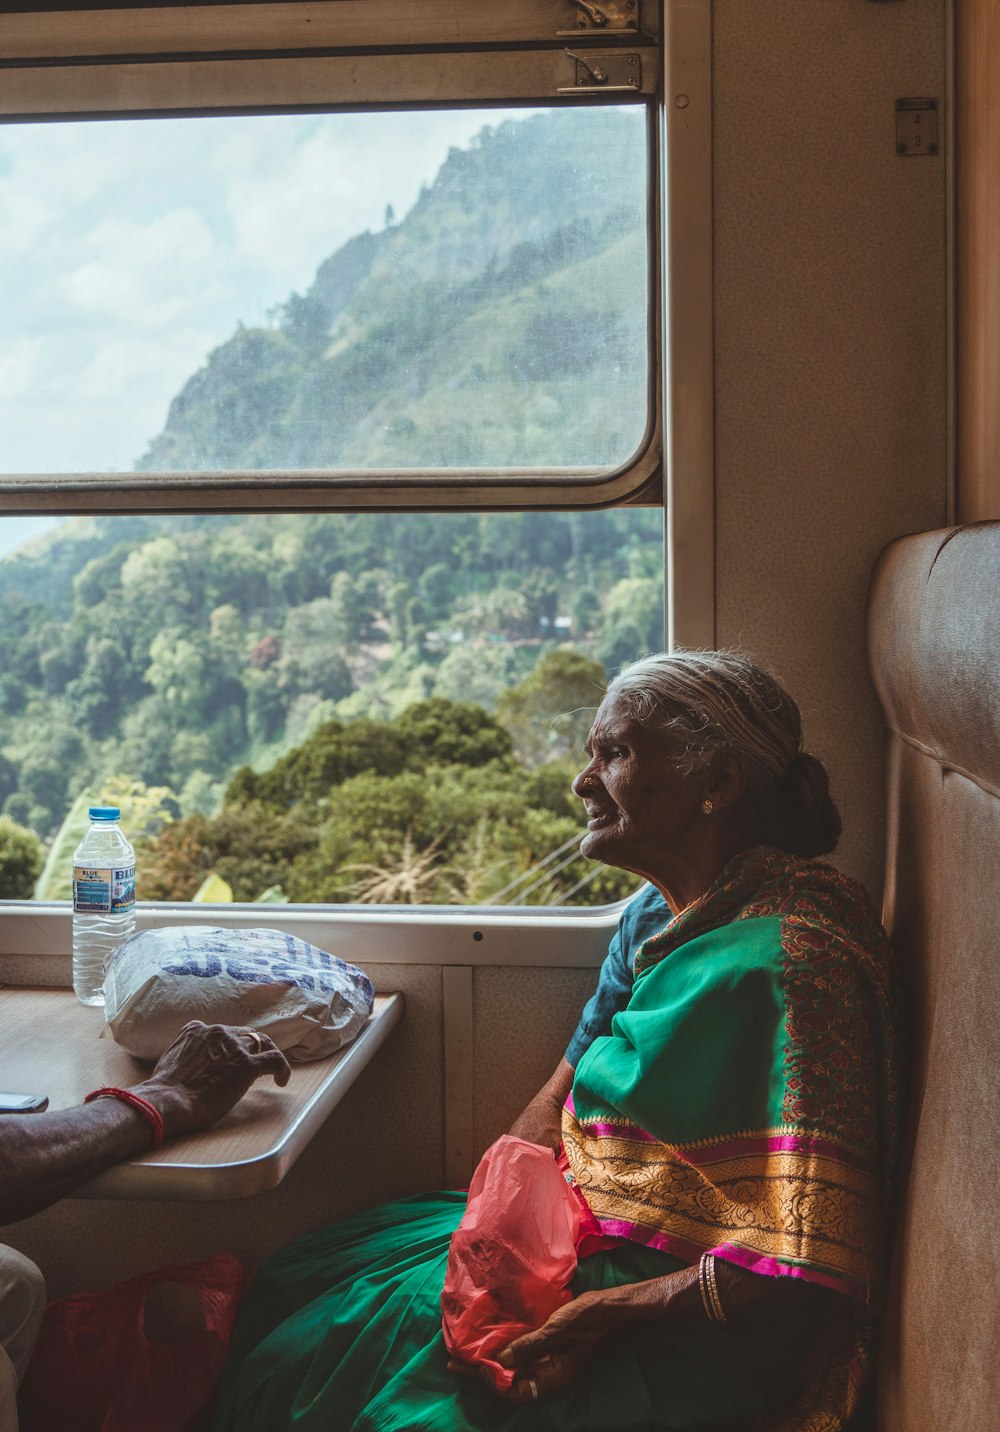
left=528, top=1377, right=539, bottom=1401
left=244, top=1029, right=264, bottom=1052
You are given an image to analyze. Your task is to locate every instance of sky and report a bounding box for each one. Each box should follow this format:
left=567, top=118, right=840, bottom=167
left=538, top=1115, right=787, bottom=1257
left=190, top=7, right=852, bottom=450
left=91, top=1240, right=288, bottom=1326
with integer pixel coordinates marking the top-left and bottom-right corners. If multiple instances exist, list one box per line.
left=0, top=108, right=541, bottom=481
left=0, top=515, right=61, bottom=561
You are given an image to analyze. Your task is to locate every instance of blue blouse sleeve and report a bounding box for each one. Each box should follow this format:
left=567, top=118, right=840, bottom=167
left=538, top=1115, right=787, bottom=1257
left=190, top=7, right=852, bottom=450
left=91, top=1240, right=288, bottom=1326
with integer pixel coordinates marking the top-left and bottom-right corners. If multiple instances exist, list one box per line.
left=564, top=883, right=672, bottom=1066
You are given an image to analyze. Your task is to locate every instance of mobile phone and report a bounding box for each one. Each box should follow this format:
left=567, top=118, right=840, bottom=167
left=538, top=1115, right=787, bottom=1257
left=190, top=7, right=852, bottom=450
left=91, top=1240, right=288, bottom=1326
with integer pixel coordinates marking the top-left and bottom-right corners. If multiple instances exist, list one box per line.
left=0, top=1092, right=48, bottom=1114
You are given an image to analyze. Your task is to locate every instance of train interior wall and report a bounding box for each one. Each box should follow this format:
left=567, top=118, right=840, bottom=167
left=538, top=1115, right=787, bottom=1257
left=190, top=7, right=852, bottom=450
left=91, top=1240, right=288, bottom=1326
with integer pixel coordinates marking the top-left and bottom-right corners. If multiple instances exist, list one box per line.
left=6, top=0, right=952, bottom=1296
left=957, top=0, right=1000, bottom=520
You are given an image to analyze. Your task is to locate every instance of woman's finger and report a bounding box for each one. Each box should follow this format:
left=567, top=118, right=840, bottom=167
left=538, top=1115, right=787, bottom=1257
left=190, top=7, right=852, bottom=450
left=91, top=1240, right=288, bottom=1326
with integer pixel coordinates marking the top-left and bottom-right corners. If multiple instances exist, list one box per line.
left=509, top=1354, right=577, bottom=1403
left=498, top=1329, right=547, bottom=1369
left=500, top=1312, right=577, bottom=1368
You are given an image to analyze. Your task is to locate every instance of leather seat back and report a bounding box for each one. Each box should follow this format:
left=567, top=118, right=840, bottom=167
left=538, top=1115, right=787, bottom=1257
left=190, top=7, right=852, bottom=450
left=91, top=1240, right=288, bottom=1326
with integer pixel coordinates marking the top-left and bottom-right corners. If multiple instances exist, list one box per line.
left=867, top=523, right=1000, bottom=1432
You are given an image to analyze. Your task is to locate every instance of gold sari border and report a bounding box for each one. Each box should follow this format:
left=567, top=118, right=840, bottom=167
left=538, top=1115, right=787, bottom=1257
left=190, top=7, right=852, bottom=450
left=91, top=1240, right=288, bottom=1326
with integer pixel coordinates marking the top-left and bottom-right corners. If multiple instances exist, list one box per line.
left=564, top=1118, right=884, bottom=1302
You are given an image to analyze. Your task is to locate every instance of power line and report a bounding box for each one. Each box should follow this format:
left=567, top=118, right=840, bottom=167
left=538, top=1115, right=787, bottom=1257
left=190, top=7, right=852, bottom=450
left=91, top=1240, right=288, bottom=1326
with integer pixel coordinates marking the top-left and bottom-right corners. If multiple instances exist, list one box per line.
left=550, top=862, right=605, bottom=903
left=480, top=829, right=582, bottom=904
left=504, top=846, right=586, bottom=906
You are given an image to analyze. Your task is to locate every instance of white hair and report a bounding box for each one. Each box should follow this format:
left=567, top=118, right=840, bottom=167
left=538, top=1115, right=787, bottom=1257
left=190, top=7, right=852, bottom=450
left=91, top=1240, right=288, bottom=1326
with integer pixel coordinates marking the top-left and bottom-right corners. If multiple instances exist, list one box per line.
left=606, top=649, right=800, bottom=789
left=605, top=649, right=842, bottom=856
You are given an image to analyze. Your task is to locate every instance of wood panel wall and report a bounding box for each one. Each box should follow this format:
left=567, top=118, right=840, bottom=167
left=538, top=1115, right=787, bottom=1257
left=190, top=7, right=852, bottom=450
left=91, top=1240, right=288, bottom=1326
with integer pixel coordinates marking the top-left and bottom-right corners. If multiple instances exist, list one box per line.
left=957, top=0, right=1000, bottom=521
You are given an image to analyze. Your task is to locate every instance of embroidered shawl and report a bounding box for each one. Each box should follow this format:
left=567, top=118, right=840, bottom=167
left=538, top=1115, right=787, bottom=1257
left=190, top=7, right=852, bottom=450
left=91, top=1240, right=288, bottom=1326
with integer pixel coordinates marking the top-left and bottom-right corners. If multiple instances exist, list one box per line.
left=561, top=846, right=900, bottom=1429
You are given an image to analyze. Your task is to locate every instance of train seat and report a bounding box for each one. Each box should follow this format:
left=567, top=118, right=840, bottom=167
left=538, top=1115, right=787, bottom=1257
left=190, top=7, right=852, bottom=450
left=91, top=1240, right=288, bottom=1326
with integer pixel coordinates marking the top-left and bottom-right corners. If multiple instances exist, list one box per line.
left=867, top=521, right=1000, bottom=1432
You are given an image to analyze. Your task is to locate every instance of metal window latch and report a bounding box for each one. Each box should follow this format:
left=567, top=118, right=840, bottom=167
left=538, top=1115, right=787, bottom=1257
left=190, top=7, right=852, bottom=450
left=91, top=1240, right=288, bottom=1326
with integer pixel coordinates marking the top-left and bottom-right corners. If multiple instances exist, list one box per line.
left=557, top=0, right=640, bottom=37
left=557, top=49, right=642, bottom=93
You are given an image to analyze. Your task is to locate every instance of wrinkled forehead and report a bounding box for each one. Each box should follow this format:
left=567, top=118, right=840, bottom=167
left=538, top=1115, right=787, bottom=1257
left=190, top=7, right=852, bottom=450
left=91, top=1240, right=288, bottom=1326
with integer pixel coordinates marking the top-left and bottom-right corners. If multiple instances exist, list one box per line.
left=588, top=692, right=632, bottom=738
left=588, top=692, right=679, bottom=749
left=588, top=688, right=707, bottom=758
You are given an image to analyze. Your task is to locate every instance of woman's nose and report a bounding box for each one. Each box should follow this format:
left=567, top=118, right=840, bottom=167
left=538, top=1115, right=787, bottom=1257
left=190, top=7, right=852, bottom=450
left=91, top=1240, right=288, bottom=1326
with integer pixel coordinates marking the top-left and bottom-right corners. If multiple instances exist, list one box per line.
left=572, top=762, right=596, bottom=798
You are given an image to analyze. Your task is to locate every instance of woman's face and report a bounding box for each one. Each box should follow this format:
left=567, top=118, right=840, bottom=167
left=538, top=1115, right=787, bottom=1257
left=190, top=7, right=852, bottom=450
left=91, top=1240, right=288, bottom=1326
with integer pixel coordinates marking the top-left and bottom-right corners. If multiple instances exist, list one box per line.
left=572, top=693, right=703, bottom=876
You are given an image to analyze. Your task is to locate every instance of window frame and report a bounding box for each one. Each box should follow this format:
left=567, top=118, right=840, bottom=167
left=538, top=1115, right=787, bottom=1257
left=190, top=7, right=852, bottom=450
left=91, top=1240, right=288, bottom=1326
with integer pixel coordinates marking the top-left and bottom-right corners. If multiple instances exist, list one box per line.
left=0, top=0, right=664, bottom=513
left=0, top=0, right=717, bottom=954
left=0, top=896, right=629, bottom=985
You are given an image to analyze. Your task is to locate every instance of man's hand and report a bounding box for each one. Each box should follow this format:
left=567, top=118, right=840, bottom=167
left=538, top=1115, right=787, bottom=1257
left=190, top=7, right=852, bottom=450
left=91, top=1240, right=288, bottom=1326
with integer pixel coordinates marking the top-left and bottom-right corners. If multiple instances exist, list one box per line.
left=134, top=1021, right=291, bottom=1139
left=0, top=1020, right=291, bottom=1226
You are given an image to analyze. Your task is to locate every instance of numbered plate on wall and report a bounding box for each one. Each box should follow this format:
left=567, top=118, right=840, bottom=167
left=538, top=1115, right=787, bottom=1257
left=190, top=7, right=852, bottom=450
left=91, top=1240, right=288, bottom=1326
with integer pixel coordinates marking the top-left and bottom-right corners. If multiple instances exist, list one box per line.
left=895, top=98, right=938, bottom=157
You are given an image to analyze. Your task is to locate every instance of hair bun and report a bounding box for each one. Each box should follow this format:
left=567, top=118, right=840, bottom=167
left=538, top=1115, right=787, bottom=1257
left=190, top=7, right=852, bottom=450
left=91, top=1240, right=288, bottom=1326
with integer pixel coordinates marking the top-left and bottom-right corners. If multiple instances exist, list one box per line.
left=776, top=752, right=842, bottom=857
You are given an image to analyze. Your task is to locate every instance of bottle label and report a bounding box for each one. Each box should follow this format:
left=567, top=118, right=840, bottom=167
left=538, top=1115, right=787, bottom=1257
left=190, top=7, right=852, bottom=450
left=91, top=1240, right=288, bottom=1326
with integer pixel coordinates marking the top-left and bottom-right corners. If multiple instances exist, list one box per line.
left=73, top=865, right=136, bottom=915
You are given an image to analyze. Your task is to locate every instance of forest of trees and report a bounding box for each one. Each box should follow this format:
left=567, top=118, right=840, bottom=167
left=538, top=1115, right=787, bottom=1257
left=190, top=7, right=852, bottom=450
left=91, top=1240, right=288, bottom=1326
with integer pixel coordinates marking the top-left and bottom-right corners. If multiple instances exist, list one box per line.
left=0, top=107, right=660, bottom=907
left=0, top=509, right=661, bottom=905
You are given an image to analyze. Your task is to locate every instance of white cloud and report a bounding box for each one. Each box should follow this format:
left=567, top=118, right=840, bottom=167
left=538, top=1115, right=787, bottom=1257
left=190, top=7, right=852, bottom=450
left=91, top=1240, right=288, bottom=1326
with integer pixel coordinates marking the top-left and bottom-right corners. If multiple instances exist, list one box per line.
left=60, top=209, right=220, bottom=328
left=2, top=190, right=54, bottom=259
left=0, top=106, right=545, bottom=472
left=0, top=326, right=217, bottom=471
left=0, top=339, right=45, bottom=402
left=0, top=122, right=141, bottom=260
left=74, top=326, right=215, bottom=405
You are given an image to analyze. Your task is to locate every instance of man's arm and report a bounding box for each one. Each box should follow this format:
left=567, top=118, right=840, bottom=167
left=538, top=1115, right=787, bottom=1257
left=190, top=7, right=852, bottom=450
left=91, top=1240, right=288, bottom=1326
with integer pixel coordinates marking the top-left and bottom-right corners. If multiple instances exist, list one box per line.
left=0, top=1021, right=289, bottom=1226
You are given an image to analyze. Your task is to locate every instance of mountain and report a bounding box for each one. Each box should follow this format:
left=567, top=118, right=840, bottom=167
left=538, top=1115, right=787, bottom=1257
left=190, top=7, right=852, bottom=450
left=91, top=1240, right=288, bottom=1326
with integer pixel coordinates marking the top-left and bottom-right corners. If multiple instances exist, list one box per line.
left=137, top=108, right=647, bottom=472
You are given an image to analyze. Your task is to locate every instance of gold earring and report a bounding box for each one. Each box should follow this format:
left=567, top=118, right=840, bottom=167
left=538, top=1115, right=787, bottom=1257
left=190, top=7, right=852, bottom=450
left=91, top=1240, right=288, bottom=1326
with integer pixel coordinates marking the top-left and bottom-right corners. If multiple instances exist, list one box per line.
left=701, top=799, right=713, bottom=815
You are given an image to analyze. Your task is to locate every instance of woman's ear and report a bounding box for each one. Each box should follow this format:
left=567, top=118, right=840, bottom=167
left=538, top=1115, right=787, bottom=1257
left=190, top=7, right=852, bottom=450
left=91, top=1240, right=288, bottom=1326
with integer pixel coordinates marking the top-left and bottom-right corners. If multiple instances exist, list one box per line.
left=702, top=754, right=746, bottom=812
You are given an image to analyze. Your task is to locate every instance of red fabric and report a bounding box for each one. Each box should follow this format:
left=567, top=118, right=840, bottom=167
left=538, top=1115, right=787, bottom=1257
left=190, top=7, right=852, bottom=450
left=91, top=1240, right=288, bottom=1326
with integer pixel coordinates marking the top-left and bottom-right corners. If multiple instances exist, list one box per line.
left=19, top=1254, right=245, bottom=1432
left=441, top=1135, right=581, bottom=1391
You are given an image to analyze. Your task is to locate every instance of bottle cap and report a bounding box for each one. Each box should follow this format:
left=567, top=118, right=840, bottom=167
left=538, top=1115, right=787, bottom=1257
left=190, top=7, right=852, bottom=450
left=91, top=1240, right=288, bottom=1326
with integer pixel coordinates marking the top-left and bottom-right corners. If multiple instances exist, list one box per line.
left=88, top=806, right=121, bottom=820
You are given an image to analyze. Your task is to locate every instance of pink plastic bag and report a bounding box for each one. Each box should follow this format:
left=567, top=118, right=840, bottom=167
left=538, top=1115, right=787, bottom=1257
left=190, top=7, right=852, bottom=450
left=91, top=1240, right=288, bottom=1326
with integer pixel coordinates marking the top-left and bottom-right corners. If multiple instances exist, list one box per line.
left=19, top=1254, right=245, bottom=1432
left=441, top=1135, right=582, bottom=1390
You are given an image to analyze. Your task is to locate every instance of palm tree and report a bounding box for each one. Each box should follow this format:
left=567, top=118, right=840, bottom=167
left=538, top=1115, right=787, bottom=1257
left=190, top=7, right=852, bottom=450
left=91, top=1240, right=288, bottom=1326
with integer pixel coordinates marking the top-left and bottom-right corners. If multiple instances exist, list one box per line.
left=342, top=830, right=450, bottom=904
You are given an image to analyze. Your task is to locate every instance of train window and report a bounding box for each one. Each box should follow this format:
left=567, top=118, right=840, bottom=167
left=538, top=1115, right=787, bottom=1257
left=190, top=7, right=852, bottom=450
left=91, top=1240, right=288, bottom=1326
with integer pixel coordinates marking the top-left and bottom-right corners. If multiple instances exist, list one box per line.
left=0, top=2, right=699, bottom=921
left=1, top=106, right=650, bottom=485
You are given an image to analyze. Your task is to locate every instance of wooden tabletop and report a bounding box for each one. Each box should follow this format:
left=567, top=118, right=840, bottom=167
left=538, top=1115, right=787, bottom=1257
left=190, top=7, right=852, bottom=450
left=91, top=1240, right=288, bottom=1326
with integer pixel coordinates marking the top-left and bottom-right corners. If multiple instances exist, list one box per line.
left=0, top=988, right=402, bottom=1201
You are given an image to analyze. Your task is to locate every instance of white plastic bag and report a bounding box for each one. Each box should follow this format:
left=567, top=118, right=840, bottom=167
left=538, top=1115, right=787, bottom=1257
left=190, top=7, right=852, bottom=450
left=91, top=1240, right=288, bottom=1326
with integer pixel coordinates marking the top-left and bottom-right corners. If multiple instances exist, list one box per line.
left=103, top=926, right=375, bottom=1062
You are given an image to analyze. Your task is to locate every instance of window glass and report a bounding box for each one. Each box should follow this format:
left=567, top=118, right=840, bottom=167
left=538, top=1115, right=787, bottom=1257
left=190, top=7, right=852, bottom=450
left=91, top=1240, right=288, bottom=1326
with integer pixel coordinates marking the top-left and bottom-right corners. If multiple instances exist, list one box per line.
left=0, top=100, right=660, bottom=909
left=1, top=105, right=649, bottom=477
left=0, top=508, right=662, bottom=908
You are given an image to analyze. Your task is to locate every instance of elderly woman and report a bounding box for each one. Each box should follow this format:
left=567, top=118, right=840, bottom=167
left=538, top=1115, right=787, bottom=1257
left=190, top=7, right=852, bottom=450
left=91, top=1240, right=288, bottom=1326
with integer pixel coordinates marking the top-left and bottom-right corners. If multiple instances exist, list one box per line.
left=214, top=651, right=898, bottom=1432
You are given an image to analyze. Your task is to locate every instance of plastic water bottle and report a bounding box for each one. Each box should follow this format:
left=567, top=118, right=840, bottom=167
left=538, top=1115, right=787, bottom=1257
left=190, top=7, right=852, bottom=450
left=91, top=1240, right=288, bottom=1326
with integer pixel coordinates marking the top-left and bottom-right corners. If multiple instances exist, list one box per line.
left=72, top=806, right=136, bottom=1007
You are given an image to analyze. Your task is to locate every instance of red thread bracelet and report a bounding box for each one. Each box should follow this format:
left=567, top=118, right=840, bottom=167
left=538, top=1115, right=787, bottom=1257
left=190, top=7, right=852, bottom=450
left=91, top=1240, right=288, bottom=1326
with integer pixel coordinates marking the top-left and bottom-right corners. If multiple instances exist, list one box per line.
left=84, top=1087, right=165, bottom=1146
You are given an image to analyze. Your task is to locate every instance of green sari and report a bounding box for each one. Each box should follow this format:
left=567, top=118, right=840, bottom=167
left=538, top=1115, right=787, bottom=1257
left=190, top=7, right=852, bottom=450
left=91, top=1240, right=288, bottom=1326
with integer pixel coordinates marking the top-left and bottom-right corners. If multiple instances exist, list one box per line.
left=214, top=848, right=899, bottom=1432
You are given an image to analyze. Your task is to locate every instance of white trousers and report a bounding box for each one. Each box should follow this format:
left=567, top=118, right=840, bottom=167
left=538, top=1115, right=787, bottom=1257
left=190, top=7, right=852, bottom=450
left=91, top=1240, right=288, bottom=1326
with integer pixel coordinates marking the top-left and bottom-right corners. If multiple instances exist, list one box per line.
left=0, top=1247, right=45, bottom=1432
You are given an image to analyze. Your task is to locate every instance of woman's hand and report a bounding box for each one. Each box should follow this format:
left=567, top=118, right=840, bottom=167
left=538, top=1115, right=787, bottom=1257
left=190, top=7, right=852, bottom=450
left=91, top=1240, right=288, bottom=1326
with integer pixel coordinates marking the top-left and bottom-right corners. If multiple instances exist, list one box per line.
left=489, top=1271, right=691, bottom=1403
left=493, top=1291, right=619, bottom=1402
